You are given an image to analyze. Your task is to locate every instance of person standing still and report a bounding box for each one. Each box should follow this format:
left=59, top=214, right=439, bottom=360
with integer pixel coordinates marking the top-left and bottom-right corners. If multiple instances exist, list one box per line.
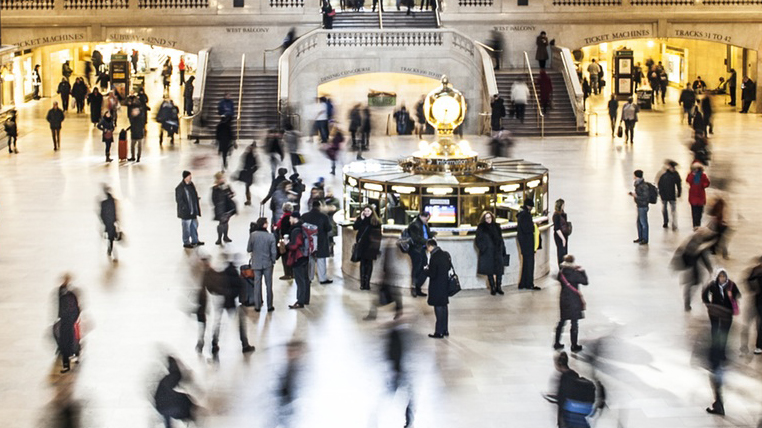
left=287, top=212, right=311, bottom=309
left=127, top=106, right=146, bottom=162
left=657, top=160, right=682, bottom=230
left=32, top=65, right=42, bottom=100
left=587, top=59, right=601, bottom=95
left=552, top=199, right=570, bottom=267
left=621, top=97, right=639, bottom=144
left=175, top=171, right=204, bottom=248
left=97, top=110, right=115, bottom=163
left=57, top=78, right=71, bottom=111
left=46, top=102, right=65, bottom=151
left=303, top=200, right=335, bottom=285
left=87, top=87, right=103, bottom=125
left=4, top=111, right=18, bottom=154
left=247, top=217, right=277, bottom=312
left=475, top=211, right=507, bottom=295
left=178, top=56, right=186, bottom=85
left=183, top=76, right=195, bottom=116
left=216, top=116, right=234, bottom=171
left=740, top=76, right=756, bottom=113
left=426, top=239, right=451, bottom=339
left=679, top=84, right=696, bottom=125
left=629, top=170, right=650, bottom=245
left=407, top=212, right=432, bottom=297
left=727, top=69, right=737, bottom=107
left=353, top=205, right=382, bottom=290
left=536, top=31, right=549, bottom=69
left=687, top=163, right=710, bottom=229
left=517, top=199, right=540, bottom=290
left=211, top=172, right=237, bottom=246
left=607, top=95, right=618, bottom=135
left=490, top=94, right=506, bottom=136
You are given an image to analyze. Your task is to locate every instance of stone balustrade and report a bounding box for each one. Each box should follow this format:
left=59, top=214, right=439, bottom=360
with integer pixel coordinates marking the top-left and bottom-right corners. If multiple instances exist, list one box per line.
left=138, top=0, right=208, bottom=7
left=0, top=0, right=54, bottom=8
left=64, top=0, right=127, bottom=9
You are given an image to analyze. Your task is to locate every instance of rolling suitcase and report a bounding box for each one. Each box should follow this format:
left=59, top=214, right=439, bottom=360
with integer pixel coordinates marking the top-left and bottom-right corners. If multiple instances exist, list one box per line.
left=117, top=129, right=128, bottom=161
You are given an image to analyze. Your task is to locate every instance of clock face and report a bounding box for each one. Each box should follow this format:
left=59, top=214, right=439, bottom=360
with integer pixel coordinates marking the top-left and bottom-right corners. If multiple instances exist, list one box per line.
left=431, top=96, right=461, bottom=124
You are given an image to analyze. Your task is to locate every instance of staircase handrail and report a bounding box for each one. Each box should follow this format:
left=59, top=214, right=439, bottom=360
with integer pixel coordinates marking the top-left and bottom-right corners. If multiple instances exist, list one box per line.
left=523, top=50, right=544, bottom=138
left=237, top=53, right=245, bottom=143
left=378, top=3, right=383, bottom=28
left=551, top=45, right=584, bottom=129
left=434, top=5, right=441, bottom=27
left=188, top=47, right=211, bottom=135
left=263, top=44, right=282, bottom=72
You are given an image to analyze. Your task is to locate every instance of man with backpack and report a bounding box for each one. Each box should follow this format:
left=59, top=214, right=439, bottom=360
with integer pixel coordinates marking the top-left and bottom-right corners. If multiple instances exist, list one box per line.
left=628, top=169, right=656, bottom=245
left=551, top=352, right=601, bottom=428
left=301, top=200, right=333, bottom=285
left=286, top=213, right=313, bottom=309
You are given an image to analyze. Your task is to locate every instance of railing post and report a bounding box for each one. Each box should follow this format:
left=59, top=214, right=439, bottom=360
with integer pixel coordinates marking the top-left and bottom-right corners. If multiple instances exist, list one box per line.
left=237, top=53, right=245, bottom=144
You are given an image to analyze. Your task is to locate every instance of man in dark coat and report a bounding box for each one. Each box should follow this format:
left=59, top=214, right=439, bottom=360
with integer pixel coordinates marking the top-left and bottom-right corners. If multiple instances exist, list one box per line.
left=87, top=87, right=103, bottom=125
left=287, top=213, right=311, bottom=309
left=536, top=31, right=549, bottom=69
left=727, top=69, right=737, bottom=106
left=216, top=116, right=234, bottom=171
left=71, top=78, right=88, bottom=114
left=175, top=171, right=204, bottom=248
left=475, top=213, right=506, bottom=295
left=183, top=76, right=195, bottom=116
left=407, top=212, right=433, bottom=297
left=490, top=94, right=506, bottom=135
left=302, top=200, right=333, bottom=284
left=154, top=356, right=196, bottom=428
left=554, top=255, right=588, bottom=353
left=740, top=76, right=756, bottom=113
left=426, top=239, right=451, bottom=338
left=46, top=101, right=65, bottom=151
left=657, top=160, right=682, bottom=230
left=746, top=257, right=762, bottom=355
left=127, top=106, right=146, bottom=162
left=56, top=274, right=80, bottom=373
left=517, top=199, right=539, bottom=290
left=100, top=185, right=118, bottom=261
left=57, top=78, right=71, bottom=111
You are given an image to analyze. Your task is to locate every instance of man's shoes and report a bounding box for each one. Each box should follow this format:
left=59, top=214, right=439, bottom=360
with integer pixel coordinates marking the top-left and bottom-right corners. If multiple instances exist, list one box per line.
left=136, top=158, right=140, bottom=162
left=554, top=343, right=565, bottom=350
left=706, top=406, right=725, bottom=416
left=639, top=241, right=649, bottom=246
left=128, top=157, right=136, bottom=161
left=531, top=286, right=542, bottom=291
left=194, top=241, right=205, bottom=246
left=223, top=237, right=232, bottom=243
left=754, top=348, right=762, bottom=355
left=215, top=239, right=222, bottom=246
left=415, top=290, right=427, bottom=297
left=288, top=302, right=304, bottom=309
left=633, top=239, right=641, bottom=243
left=268, top=307, right=275, bottom=312
left=428, top=333, right=444, bottom=339
left=279, top=275, right=293, bottom=280
left=242, top=345, right=256, bottom=354
left=320, top=280, right=334, bottom=284
left=571, top=345, right=583, bottom=353
left=183, top=244, right=194, bottom=249
left=663, top=224, right=668, bottom=228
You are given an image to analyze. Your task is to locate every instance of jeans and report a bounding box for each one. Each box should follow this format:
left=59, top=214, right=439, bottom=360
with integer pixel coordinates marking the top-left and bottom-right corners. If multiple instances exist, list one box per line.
left=637, top=206, right=649, bottom=242
left=624, top=119, right=636, bottom=142
left=308, top=256, right=328, bottom=282
left=434, top=305, right=448, bottom=335
left=293, top=263, right=310, bottom=305
left=130, top=138, right=143, bottom=160
left=315, top=120, right=329, bottom=143
left=181, top=218, right=199, bottom=245
left=51, top=128, right=61, bottom=150
left=590, top=76, right=599, bottom=95
left=555, top=319, right=579, bottom=347
left=691, top=205, right=704, bottom=228
left=662, top=199, right=677, bottom=228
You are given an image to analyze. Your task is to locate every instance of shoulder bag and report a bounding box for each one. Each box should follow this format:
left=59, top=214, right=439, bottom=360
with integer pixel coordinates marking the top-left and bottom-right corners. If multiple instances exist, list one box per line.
left=448, top=255, right=461, bottom=297
left=351, top=226, right=368, bottom=263
left=560, top=272, right=586, bottom=310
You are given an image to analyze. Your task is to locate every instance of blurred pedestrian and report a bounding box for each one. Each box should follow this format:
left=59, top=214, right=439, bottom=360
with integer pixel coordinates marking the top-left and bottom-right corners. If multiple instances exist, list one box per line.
left=426, top=239, right=451, bottom=338
left=657, top=160, right=682, bottom=230
left=628, top=169, right=649, bottom=245
left=673, top=226, right=716, bottom=311
left=303, top=200, right=334, bottom=285
left=353, top=205, right=382, bottom=291
left=476, top=211, right=506, bottom=295
left=745, top=257, right=762, bottom=355
left=106, top=90, right=119, bottom=122
left=127, top=106, right=146, bottom=162
left=287, top=212, right=311, bottom=309
left=154, top=356, right=197, bottom=428
left=740, top=76, right=755, bottom=113
left=284, top=122, right=301, bottom=173
left=394, top=105, right=411, bottom=135
left=358, top=106, right=371, bottom=159
left=679, top=84, right=696, bottom=125
left=727, top=69, right=737, bottom=106
left=326, top=122, right=343, bottom=175
left=313, top=97, right=329, bottom=143
left=96, top=110, right=115, bottom=163
left=415, top=97, right=426, bottom=138
left=87, top=87, right=102, bottom=125
left=157, top=99, right=179, bottom=146
left=57, top=78, right=71, bottom=111
left=71, top=77, right=88, bottom=114
left=247, top=217, right=277, bottom=312
left=183, top=76, right=195, bottom=116
left=551, top=352, right=599, bottom=428
left=490, top=94, right=506, bottom=136
left=4, top=111, right=18, bottom=154
left=211, top=172, right=236, bottom=246
left=621, top=97, right=639, bottom=144
left=554, top=255, right=588, bottom=353
left=100, top=185, right=119, bottom=262
left=218, top=92, right=235, bottom=119
left=275, top=202, right=294, bottom=280
left=32, top=64, right=41, bottom=99
left=175, top=170, right=204, bottom=248
left=383, top=321, right=414, bottom=426
left=348, top=104, right=362, bottom=150
left=517, top=199, right=540, bottom=289
left=364, top=248, right=403, bottom=320
left=161, top=59, right=172, bottom=94
left=266, top=128, right=284, bottom=178
left=56, top=274, right=80, bottom=374
left=216, top=116, right=234, bottom=170
left=46, top=101, right=65, bottom=151
left=538, top=70, right=553, bottom=115
left=236, top=142, right=258, bottom=206
left=607, top=95, right=618, bottom=134
left=702, top=268, right=741, bottom=416
left=511, top=81, right=529, bottom=123
left=687, top=162, right=710, bottom=229
left=692, top=99, right=706, bottom=137
left=708, top=196, right=730, bottom=258
left=407, top=212, right=432, bottom=297
left=263, top=167, right=289, bottom=214
left=702, top=94, right=714, bottom=134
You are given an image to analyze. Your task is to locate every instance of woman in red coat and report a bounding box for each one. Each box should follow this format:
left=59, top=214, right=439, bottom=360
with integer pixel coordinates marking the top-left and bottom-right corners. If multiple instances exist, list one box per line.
left=687, top=162, right=710, bottom=229
left=537, top=69, right=553, bottom=115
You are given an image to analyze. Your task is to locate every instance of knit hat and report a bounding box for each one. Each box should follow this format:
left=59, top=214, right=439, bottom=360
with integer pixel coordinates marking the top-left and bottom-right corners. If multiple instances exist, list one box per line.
left=291, top=212, right=301, bottom=219
left=182, top=170, right=191, bottom=179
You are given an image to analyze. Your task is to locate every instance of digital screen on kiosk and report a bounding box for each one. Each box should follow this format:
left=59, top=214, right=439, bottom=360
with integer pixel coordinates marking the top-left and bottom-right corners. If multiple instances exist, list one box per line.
left=425, top=204, right=457, bottom=224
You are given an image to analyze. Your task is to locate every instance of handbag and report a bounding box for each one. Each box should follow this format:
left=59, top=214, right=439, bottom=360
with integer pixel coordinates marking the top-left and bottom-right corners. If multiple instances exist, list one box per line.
left=560, top=272, right=586, bottom=311
left=503, top=253, right=511, bottom=267
left=350, top=243, right=361, bottom=263
left=448, top=256, right=461, bottom=297
left=562, top=221, right=573, bottom=237
left=616, top=123, right=623, bottom=138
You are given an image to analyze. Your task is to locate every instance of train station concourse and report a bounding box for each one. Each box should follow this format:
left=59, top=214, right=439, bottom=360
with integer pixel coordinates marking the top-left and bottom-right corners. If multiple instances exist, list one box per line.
left=2, top=0, right=762, bottom=427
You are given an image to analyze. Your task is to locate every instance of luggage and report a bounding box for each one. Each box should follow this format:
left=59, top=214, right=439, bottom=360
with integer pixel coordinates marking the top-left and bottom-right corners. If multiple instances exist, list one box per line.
left=118, top=129, right=128, bottom=160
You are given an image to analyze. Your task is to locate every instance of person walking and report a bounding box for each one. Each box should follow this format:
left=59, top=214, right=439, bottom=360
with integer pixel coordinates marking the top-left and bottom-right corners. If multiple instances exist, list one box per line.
left=71, top=78, right=88, bottom=114
left=246, top=217, right=277, bottom=312
left=740, top=76, right=756, bottom=113
left=303, top=200, right=334, bottom=285
left=348, top=104, right=362, bottom=150
left=621, top=97, right=639, bottom=144
left=552, top=199, right=571, bottom=267
left=629, top=169, right=650, bottom=245
left=692, top=100, right=707, bottom=137
left=538, top=70, right=553, bottom=115
left=287, top=212, right=311, bottom=309
left=553, top=255, right=588, bottom=353
left=100, top=185, right=119, bottom=262
left=490, top=94, right=506, bottom=135
left=702, top=268, right=741, bottom=416
left=56, top=274, right=80, bottom=373
left=216, top=116, right=234, bottom=171
left=394, top=105, right=411, bottom=135
left=511, top=81, right=529, bottom=123
left=161, top=59, right=173, bottom=94
left=426, top=239, right=451, bottom=339
left=218, top=92, right=235, bottom=120
left=32, top=64, right=42, bottom=100
left=633, top=62, right=643, bottom=91
left=127, top=106, right=146, bottom=162
left=325, top=123, right=342, bottom=176
left=87, top=87, right=103, bottom=125
left=475, top=211, right=506, bottom=295
left=183, top=76, right=195, bottom=116
left=679, top=84, right=696, bottom=125
left=536, top=31, right=549, bottom=69
left=702, top=94, right=714, bottom=134
left=607, top=95, right=618, bottom=134
left=154, top=356, right=197, bottom=428
left=746, top=257, right=762, bottom=355
left=727, top=69, right=737, bottom=106
left=211, top=172, right=236, bottom=246
left=353, top=205, right=382, bottom=291
left=407, top=212, right=432, bottom=297
left=95, top=71, right=111, bottom=91
left=359, top=106, right=372, bottom=159
left=687, top=162, right=710, bottom=229
left=657, top=160, right=682, bottom=230
left=237, top=142, right=258, bottom=206
left=106, top=90, right=120, bottom=122
left=587, top=59, right=601, bottom=95
left=157, top=99, right=179, bottom=146
left=62, top=60, right=73, bottom=82
left=263, top=168, right=289, bottom=218
left=265, top=128, right=284, bottom=178
left=97, top=110, right=116, bottom=163
left=517, top=199, right=540, bottom=290
left=415, top=97, right=426, bottom=138
left=313, top=97, right=329, bottom=144
left=46, top=101, right=65, bottom=151
left=175, top=171, right=204, bottom=248
left=675, top=226, right=716, bottom=311
left=57, top=78, right=71, bottom=111
left=4, top=111, right=18, bottom=154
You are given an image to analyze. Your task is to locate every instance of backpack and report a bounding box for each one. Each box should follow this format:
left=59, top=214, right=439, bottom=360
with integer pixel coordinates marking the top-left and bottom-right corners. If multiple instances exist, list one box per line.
left=561, top=376, right=599, bottom=428
left=396, top=228, right=412, bottom=253
left=646, top=182, right=658, bottom=204
left=301, top=222, right=319, bottom=257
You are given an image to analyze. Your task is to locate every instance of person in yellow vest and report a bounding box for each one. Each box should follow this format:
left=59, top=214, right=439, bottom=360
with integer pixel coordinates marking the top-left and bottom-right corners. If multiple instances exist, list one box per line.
left=517, top=199, right=541, bottom=290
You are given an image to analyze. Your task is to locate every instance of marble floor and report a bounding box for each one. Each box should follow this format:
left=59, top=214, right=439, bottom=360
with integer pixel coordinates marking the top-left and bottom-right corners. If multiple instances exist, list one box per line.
left=1, top=79, right=762, bottom=428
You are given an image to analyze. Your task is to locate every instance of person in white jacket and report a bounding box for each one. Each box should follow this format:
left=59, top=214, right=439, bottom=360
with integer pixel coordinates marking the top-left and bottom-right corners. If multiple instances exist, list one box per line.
left=511, top=81, right=529, bottom=123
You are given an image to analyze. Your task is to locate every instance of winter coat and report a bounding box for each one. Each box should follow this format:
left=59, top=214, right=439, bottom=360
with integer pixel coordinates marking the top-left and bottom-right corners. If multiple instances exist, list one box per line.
left=3, top=118, right=17, bottom=137
left=490, top=97, right=506, bottom=130
left=71, top=81, right=88, bottom=100
left=353, top=216, right=382, bottom=260
left=87, top=91, right=103, bottom=124
left=57, top=80, right=71, bottom=96
left=407, top=217, right=432, bottom=250
left=516, top=208, right=534, bottom=251
left=679, top=89, right=696, bottom=110
left=607, top=98, right=618, bottom=118
left=742, top=79, right=756, bottom=101
left=57, top=286, right=80, bottom=356
left=702, top=275, right=741, bottom=319
left=686, top=171, right=710, bottom=206
left=427, top=247, right=451, bottom=307
left=97, top=115, right=115, bottom=142
left=349, top=108, right=361, bottom=132
left=154, top=359, right=194, bottom=421
left=211, top=183, right=236, bottom=222
left=302, top=207, right=332, bottom=258
left=216, top=120, right=233, bottom=153
left=657, top=169, right=682, bottom=201
left=475, top=221, right=505, bottom=275
left=538, top=72, right=553, bottom=103
left=128, top=110, right=146, bottom=140
left=247, top=229, right=278, bottom=270
left=46, top=108, right=65, bottom=129
left=633, top=178, right=649, bottom=208
left=237, top=149, right=258, bottom=186
left=558, top=262, right=588, bottom=321
left=100, top=195, right=118, bottom=239
left=535, top=34, right=549, bottom=61
left=175, top=181, right=201, bottom=219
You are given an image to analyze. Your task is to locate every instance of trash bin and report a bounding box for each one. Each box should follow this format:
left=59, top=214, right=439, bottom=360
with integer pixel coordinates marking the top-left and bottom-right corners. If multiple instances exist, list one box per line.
left=637, top=88, right=653, bottom=110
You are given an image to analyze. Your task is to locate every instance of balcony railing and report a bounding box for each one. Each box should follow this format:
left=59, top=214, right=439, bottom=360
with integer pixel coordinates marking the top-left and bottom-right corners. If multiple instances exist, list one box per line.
left=138, top=0, right=208, bottom=7
left=269, top=0, right=304, bottom=7
left=552, top=0, right=621, bottom=4
left=458, top=0, right=494, bottom=5
left=64, top=0, right=127, bottom=8
left=0, top=0, right=54, bottom=8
